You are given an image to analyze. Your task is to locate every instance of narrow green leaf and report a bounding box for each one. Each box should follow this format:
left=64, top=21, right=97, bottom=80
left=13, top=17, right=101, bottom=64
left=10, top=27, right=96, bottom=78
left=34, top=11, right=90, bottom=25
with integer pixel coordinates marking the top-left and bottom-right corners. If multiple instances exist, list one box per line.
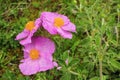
left=60, top=72, right=71, bottom=80
left=110, top=59, right=120, bottom=70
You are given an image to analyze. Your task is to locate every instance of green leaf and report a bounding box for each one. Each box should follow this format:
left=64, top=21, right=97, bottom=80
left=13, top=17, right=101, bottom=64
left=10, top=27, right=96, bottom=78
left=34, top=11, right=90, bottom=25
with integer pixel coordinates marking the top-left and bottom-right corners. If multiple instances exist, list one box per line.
left=62, top=50, right=69, bottom=60
left=69, top=58, right=79, bottom=67
left=102, top=75, right=109, bottom=80
left=80, top=37, right=91, bottom=46
left=1, top=70, right=16, bottom=80
left=17, top=75, right=30, bottom=80
left=90, top=76, right=99, bottom=80
left=60, top=72, right=71, bottom=80
left=71, top=40, right=80, bottom=52
left=110, top=59, right=120, bottom=70
left=32, top=2, right=40, bottom=8
left=90, top=75, right=108, bottom=80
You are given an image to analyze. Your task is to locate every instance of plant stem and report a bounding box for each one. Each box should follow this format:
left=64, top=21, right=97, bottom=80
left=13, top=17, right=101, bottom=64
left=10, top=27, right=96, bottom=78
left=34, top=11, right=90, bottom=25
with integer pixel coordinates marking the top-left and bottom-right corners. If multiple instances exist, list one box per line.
left=99, top=58, right=102, bottom=80
left=115, top=26, right=118, bottom=46
left=116, top=8, right=119, bottom=46
left=69, top=70, right=80, bottom=76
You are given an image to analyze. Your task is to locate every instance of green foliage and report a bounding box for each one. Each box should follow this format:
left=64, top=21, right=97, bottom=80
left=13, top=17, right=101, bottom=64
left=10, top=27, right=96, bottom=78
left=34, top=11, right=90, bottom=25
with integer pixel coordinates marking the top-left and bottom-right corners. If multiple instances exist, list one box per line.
left=0, top=0, right=120, bottom=80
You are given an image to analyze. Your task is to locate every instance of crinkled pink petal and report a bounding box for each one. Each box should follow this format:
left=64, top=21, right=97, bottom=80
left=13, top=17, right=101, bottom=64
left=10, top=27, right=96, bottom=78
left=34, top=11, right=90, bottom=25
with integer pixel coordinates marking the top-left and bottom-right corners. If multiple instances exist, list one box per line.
left=15, top=30, right=29, bottom=40
left=33, top=37, right=55, bottom=55
left=62, top=23, right=76, bottom=32
left=41, top=12, right=56, bottom=22
left=57, top=28, right=72, bottom=39
left=23, top=49, right=29, bottom=58
left=20, top=59, right=25, bottom=62
left=23, top=42, right=35, bottom=53
left=57, top=66, right=62, bottom=70
left=20, top=37, right=31, bottom=45
left=35, top=18, right=42, bottom=28
left=53, top=62, right=58, bottom=67
left=20, top=31, right=34, bottom=45
left=38, top=57, right=55, bottom=72
left=41, top=12, right=69, bottom=25
left=42, top=21, right=57, bottom=34
left=19, top=58, right=40, bottom=75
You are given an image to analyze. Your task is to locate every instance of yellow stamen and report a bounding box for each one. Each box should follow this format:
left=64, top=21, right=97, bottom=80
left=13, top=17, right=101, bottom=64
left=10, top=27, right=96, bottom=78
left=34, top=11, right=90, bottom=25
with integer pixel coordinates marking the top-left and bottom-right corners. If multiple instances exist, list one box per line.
left=54, top=17, right=64, bottom=28
left=25, top=21, right=35, bottom=31
left=30, top=49, right=39, bottom=60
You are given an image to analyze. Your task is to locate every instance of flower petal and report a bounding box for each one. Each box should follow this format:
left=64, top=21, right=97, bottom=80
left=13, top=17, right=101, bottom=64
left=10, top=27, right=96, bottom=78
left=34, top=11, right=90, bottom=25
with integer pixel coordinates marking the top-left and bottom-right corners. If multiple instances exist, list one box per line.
left=42, top=21, right=57, bottom=34
left=34, top=37, right=55, bottom=55
left=20, top=31, right=34, bottom=45
left=35, top=18, right=42, bottom=28
left=38, top=57, right=54, bottom=72
left=41, top=12, right=56, bottom=22
left=15, top=30, right=29, bottom=40
left=23, top=39, right=35, bottom=52
left=53, top=62, right=58, bottom=67
left=19, top=58, right=39, bottom=75
left=57, top=28, right=72, bottom=39
left=23, top=48, right=29, bottom=58
left=57, top=66, right=62, bottom=70
left=62, top=22, right=76, bottom=32
left=41, top=12, right=69, bottom=25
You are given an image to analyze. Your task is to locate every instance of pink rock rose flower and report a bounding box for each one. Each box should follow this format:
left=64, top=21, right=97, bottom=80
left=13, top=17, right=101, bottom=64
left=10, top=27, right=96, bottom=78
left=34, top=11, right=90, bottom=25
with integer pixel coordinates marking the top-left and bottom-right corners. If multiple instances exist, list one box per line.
left=41, top=12, right=76, bottom=39
left=19, top=36, right=56, bottom=75
left=15, top=18, right=41, bottom=45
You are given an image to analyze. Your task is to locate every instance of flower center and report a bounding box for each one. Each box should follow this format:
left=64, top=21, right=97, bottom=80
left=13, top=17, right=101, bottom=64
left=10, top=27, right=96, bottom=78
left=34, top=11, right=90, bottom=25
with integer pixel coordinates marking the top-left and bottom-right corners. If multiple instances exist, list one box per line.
left=30, top=49, right=39, bottom=60
left=54, top=17, right=64, bottom=28
left=25, top=21, right=35, bottom=31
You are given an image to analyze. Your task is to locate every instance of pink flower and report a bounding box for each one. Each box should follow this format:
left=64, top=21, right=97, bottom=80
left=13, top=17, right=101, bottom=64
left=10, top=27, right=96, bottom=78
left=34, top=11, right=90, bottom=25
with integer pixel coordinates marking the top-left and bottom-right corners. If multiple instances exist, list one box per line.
left=41, top=12, right=76, bottom=39
left=15, top=18, right=41, bottom=45
left=53, top=62, right=58, bottom=67
left=19, top=36, right=56, bottom=75
left=57, top=67, right=62, bottom=70
left=65, top=59, right=68, bottom=65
